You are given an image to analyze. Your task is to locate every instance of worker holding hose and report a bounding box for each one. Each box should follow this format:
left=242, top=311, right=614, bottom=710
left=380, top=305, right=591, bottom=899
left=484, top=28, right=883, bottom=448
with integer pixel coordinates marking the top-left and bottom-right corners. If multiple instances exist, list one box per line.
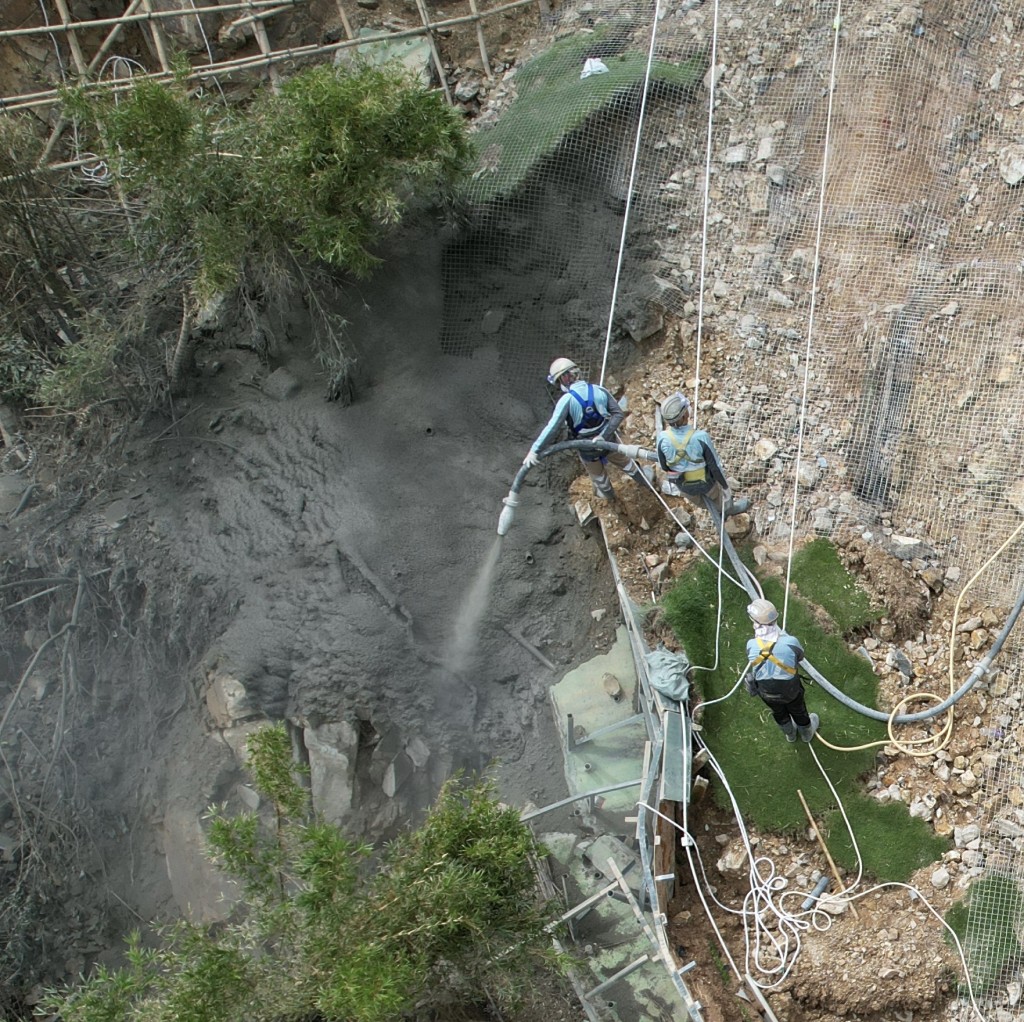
left=656, top=392, right=750, bottom=524
left=522, top=357, right=652, bottom=501
left=745, top=599, right=819, bottom=743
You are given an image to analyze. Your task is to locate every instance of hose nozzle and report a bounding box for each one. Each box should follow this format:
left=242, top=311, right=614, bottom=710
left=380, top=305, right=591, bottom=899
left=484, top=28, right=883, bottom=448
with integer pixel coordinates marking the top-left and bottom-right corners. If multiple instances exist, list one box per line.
left=497, top=494, right=519, bottom=536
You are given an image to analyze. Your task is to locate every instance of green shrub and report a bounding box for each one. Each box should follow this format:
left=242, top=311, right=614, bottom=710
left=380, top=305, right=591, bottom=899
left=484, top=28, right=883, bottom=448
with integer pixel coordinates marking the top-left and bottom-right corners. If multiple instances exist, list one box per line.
left=37, top=316, right=120, bottom=410
left=75, top=63, right=471, bottom=296
left=46, top=725, right=564, bottom=1022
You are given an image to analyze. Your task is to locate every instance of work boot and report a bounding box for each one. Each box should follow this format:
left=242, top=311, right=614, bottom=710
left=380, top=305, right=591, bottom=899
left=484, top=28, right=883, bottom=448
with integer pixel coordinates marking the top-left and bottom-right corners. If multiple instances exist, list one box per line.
left=627, top=464, right=654, bottom=486
left=724, top=496, right=751, bottom=517
left=592, top=478, right=616, bottom=502
left=797, top=713, right=820, bottom=743
left=780, top=720, right=798, bottom=743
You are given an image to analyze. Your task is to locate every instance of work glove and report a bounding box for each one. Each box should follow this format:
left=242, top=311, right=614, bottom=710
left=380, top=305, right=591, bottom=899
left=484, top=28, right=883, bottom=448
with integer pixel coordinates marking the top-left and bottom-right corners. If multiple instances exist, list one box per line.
left=744, top=675, right=757, bottom=697
left=523, top=450, right=540, bottom=468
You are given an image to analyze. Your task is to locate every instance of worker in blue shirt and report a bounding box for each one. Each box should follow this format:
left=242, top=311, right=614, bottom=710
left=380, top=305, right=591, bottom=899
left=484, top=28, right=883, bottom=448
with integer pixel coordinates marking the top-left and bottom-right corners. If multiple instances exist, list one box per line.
left=744, top=599, right=818, bottom=743
left=656, top=391, right=750, bottom=520
left=522, top=357, right=651, bottom=501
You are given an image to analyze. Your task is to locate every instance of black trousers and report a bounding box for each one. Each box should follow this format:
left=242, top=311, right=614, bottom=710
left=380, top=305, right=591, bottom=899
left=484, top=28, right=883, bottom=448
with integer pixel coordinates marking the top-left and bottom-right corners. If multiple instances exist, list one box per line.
left=761, top=689, right=810, bottom=729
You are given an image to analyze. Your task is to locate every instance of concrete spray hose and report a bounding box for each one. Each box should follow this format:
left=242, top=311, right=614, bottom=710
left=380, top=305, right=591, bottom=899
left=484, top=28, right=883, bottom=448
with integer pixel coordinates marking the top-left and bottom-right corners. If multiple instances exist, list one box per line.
left=801, top=578, right=1024, bottom=726
left=496, top=439, right=658, bottom=536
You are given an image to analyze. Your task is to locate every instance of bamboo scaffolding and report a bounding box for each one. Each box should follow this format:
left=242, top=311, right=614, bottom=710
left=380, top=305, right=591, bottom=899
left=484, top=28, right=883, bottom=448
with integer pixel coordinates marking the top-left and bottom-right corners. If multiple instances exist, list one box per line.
left=2, top=0, right=538, bottom=116
left=413, top=0, right=453, bottom=104
left=467, top=0, right=493, bottom=80
left=50, top=0, right=88, bottom=75
left=231, top=3, right=298, bottom=30
left=0, top=0, right=302, bottom=39
left=332, top=0, right=354, bottom=40
left=39, top=0, right=146, bottom=162
left=139, top=0, right=174, bottom=72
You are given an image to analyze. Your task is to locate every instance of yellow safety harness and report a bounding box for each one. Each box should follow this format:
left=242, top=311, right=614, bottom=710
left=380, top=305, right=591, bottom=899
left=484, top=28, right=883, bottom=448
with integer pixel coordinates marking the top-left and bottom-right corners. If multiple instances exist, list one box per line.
left=753, top=638, right=797, bottom=675
left=664, top=428, right=707, bottom=483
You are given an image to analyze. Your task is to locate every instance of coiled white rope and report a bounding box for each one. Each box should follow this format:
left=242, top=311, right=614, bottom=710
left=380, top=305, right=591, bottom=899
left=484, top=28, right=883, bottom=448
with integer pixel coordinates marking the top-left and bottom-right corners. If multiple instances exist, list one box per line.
left=645, top=723, right=985, bottom=1017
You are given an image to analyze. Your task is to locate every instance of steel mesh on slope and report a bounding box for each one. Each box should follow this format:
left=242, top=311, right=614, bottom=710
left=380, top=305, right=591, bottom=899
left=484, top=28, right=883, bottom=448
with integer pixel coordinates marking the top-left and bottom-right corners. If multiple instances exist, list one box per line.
left=449, top=0, right=1024, bottom=1008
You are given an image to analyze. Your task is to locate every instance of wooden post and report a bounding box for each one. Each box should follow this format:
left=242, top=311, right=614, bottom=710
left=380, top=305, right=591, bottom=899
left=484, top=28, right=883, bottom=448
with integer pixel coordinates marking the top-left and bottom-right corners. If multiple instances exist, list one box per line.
left=139, top=0, right=173, bottom=72
left=333, top=0, right=354, bottom=39
left=50, top=0, right=88, bottom=75
left=40, top=0, right=147, bottom=162
left=412, top=0, right=452, bottom=104
left=250, top=4, right=282, bottom=92
left=796, top=789, right=860, bottom=920
left=467, top=0, right=492, bottom=79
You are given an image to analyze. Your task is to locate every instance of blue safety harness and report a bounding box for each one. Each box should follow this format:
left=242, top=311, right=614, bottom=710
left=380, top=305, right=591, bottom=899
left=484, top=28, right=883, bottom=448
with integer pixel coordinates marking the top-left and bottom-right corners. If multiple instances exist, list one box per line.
left=566, top=384, right=605, bottom=437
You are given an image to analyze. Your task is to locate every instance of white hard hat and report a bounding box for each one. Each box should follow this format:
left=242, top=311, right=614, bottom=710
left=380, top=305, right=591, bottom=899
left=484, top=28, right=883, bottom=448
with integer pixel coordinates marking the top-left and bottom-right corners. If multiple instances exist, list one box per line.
left=661, top=391, right=691, bottom=423
left=547, top=357, right=579, bottom=385
left=747, top=599, right=778, bottom=625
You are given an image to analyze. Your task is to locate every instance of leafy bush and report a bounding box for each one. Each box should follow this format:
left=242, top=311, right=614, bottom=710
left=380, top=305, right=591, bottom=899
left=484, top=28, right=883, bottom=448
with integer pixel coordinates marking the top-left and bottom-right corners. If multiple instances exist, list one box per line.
left=74, top=63, right=471, bottom=296
left=46, top=725, right=564, bottom=1022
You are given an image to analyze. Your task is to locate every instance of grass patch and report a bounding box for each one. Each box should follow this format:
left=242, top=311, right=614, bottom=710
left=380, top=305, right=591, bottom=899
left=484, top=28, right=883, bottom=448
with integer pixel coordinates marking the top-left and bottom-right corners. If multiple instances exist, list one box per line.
left=823, top=798, right=948, bottom=877
left=467, top=26, right=705, bottom=201
left=660, top=544, right=947, bottom=882
left=946, top=875, right=1024, bottom=995
left=790, top=538, right=884, bottom=633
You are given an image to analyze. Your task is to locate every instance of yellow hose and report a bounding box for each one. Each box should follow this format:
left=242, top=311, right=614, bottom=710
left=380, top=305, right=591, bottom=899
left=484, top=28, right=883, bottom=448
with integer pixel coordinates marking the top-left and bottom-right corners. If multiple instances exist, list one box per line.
left=815, top=519, right=1024, bottom=755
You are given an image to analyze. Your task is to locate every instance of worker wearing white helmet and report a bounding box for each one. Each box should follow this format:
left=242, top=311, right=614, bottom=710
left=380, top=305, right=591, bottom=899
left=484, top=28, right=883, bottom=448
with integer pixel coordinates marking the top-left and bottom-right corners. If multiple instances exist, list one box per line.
left=744, top=598, right=818, bottom=743
left=656, top=391, right=750, bottom=523
left=522, top=358, right=651, bottom=501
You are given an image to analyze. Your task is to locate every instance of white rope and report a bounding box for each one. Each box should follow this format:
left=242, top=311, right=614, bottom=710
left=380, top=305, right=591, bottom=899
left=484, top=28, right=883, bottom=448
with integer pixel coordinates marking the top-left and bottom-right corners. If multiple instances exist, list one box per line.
left=185, top=0, right=229, bottom=103
left=597, top=0, right=662, bottom=388
left=691, top=0, right=720, bottom=429
left=659, top=722, right=984, bottom=1013
left=780, top=3, right=843, bottom=630
left=37, top=0, right=67, bottom=77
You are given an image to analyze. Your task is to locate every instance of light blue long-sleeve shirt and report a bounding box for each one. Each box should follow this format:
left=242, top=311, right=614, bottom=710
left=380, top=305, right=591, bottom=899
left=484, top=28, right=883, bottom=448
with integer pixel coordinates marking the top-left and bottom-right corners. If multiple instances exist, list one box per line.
left=656, top=424, right=727, bottom=487
left=746, top=632, right=804, bottom=682
left=529, top=381, right=624, bottom=454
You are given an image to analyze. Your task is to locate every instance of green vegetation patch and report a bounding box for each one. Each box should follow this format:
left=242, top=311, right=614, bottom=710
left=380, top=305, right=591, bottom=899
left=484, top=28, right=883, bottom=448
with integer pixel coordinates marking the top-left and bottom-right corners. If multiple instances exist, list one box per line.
left=661, top=544, right=946, bottom=881
left=790, top=538, right=884, bottom=633
left=48, top=725, right=565, bottom=1022
left=946, top=875, right=1024, bottom=996
left=468, top=27, right=705, bottom=201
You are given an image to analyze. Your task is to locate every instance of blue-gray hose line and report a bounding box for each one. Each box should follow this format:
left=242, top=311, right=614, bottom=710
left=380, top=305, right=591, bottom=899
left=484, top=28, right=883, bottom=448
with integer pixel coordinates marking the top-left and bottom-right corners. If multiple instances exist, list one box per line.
left=501, top=441, right=1024, bottom=726
left=802, top=577, right=1024, bottom=724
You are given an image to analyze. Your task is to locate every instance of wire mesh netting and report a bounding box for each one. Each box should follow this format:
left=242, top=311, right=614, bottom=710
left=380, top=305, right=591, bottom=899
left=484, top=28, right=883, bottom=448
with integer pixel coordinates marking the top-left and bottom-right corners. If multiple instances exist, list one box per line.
left=445, top=1, right=1024, bottom=1010
left=452, top=0, right=1024, bottom=595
